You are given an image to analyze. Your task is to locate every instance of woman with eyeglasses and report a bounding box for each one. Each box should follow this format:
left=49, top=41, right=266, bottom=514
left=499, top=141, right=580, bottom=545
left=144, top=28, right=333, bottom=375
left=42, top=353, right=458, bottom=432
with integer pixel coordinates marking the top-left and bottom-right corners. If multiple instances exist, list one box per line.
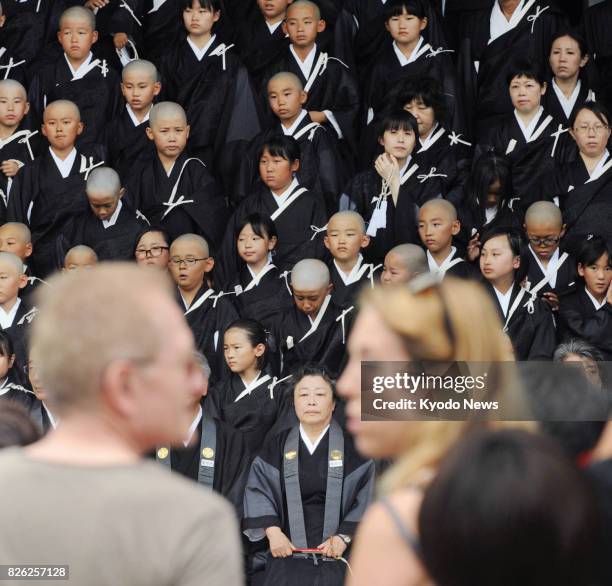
left=133, top=227, right=171, bottom=270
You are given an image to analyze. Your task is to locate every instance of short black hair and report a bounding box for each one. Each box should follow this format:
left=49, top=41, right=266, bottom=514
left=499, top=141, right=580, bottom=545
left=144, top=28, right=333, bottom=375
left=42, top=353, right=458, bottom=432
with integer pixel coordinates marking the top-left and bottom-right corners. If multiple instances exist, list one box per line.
left=234, top=213, right=278, bottom=242
left=377, top=110, right=419, bottom=139
left=224, top=318, right=268, bottom=369
left=465, top=152, right=513, bottom=213
left=256, top=133, right=300, bottom=164
left=133, top=226, right=171, bottom=257
left=180, top=0, right=221, bottom=11
left=291, top=363, right=338, bottom=398
left=480, top=226, right=529, bottom=283
left=575, top=235, right=611, bottom=268
left=549, top=29, right=588, bottom=59
left=384, top=0, right=427, bottom=20
left=390, top=77, right=447, bottom=126
left=506, top=59, right=546, bottom=86
left=569, top=100, right=611, bottom=129
left=0, top=331, right=14, bottom=358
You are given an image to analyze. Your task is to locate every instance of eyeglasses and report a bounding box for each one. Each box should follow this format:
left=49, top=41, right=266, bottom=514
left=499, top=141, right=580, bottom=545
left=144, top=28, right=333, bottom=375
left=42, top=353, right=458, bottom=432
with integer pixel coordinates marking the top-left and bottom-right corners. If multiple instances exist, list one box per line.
left=573, top=124, right=610, bottom=135
left=135, top=246, right=169, bottom=259
left=528, top=236, right=560, bottom=247
left=169, top=257, right=209, bottom=267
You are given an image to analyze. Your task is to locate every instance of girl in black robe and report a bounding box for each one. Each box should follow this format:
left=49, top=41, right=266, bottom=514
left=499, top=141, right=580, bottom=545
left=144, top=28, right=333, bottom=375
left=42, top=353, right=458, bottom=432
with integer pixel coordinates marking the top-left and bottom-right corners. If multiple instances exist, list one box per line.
left=0, top=332, right=35, bottom=411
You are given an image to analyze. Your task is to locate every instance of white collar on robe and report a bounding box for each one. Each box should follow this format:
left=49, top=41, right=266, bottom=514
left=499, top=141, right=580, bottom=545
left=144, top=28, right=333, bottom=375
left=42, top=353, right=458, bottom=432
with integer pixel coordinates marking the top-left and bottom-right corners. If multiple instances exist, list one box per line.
left=299, top=423, right=330, bottom=455
left=281, top=109, right=309, bottom=136
left=493, top=284, right=514, bottom=317
left=64, top=51, right=94, bottom=78
left=514, top=106, right=544, bottom=141
left=183, top=404, right=203, bottom=447
left=246, top=257, right=274, bottom=279
left=392, top=36, right=425, bottom=67
left=485, top=205, right=498, bottom=224
left=43, top=402, right=58, bottom=429
left=266, top=19, right=283, bottom=34
left=126, top=104, right=151, bottom=127
left=490, top=0, right=526, bottom=43
left=426, top=246, right=456, bottom=272
left=585, top=287, right=607, bottom=310
left=551, top=79, right=581, bottom=120
left=271, top=177, right=300, bottom=206
left=419, top=123, right=441, bottom=149
left=334, top=253, right=364, bottom=285
left=290, top=43, right=317, bottom=79
left=0, top=297, right=20, bottom=329
left=589, top=149, right=611, bottom=179
left=102, top=199, right=123, bottom=229
left=49, top=146, right=77, bottom=179
left=528, top=245, right=560, bottom=288
left=187, top=34, right=216, bottom=61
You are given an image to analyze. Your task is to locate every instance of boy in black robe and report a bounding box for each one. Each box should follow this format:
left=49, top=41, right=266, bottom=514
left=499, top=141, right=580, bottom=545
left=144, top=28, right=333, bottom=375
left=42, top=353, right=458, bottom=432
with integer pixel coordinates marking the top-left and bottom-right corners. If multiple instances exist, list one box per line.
left=63, top=244, right=98, bottom=271
left=0, top=80, right=41, bottom=225
left=381, top=243, right=428, bottom=285
left=60, top=166, right=147, bottom=262
left=269, top=259, right=352, bottom=377
left=324, top=211, right=379, bottom=309
left=169, top=234, right=239, bottom=381
left=7, top=100, right=105, bottom=277
left=27, top=6, right=123, bottom=147
left=159, top=0, right=262, bottom=194
left=127, top=101, right=227, bottom=247
left=418, top=199, right=480, bottom=280
left=106, top=59, right=160, bottom=183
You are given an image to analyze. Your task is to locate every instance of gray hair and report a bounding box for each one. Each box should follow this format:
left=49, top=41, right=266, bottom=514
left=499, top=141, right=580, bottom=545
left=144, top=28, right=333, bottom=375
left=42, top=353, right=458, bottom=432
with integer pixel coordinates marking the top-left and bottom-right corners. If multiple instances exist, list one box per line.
left=553, top=339, right=604, bottom=363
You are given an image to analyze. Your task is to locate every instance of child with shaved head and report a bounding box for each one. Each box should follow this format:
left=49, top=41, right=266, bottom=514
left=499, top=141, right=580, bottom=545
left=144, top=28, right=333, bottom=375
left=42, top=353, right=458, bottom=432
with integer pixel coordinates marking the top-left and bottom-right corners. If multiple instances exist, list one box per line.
left=127, top=101, right=227, bottom=246
left=270, top=258, right=351, bottom=376
left=324, top=210, right=380, bottom=308
left=381, top=243, right=428, bottom=285
left=169, top=233, right=238, bottom=381
left=524, top=201, right=576, bottom=311
left=7, top=100, right=105, bottom=277
left=418, top=199, right=479, bottom=280
left=63, top=245, right=98, bottom=271
left=60, top=167, right=147, bottom=262
left=27, top=6, right=123, bottom=146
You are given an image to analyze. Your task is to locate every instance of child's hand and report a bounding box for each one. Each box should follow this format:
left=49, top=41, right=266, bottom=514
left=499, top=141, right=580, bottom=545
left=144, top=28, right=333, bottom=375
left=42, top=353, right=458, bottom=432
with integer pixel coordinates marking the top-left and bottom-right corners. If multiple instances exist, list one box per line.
left=308, top=111, right=327, bottom=124
left=84, top=0, right=109, bottom=9
left=374, top=153, right=399, bottom=183
left=466, top=231, right=481, bottom=262
left=542, top=291, right=560, bottom=312
left=0, top=160, right=21, bottom=177
left=113, top=33, right=129, bottom=49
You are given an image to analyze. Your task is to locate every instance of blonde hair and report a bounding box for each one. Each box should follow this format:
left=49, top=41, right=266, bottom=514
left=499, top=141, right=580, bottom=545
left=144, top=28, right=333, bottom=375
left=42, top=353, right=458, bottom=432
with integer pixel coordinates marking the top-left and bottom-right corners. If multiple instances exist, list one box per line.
left=31, top=263, right=173, bottom=415
left=360, top=277, right=532, bottom=493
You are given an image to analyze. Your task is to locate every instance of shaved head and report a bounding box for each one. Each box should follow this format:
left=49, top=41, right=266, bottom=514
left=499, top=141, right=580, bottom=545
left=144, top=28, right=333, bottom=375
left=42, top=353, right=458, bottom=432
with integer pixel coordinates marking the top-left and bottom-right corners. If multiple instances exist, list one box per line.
left=87, top=167, right=121, bottom=198
left=0, top=79, right=27, bottom=100
left=327, top=211, right=366, bottom=234
left=122, top=59, right=159, bottom=83
left=524, top=201, right=563, bottom=228
left=64, top=245, right=98, bottom=268
left=59, top=5, right=96, bottom=30
left=419, top=198, right=458, bottom=222
left=44, top=100, right=81, bottom=122
left=0, top=223, right=31, bottom=245
left=170, top=234, right=210, bottom=258
left=149, top=101, right=187, bottom=128
left=268, top=72, right=304, bottom=92
left=388, top=244, right=428, bottom=273
left=291, top=259, right=330, bottom=289
left=0, top=252, right=24, bottom=275
left=287, top=0, right=321, bottom=19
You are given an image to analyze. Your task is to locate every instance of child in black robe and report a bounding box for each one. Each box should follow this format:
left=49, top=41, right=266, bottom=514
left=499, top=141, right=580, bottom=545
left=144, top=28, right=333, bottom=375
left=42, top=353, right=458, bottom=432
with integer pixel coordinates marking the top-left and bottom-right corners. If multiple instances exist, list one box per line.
left=127, top=101, right=227, bottom=247
left=0, top=331, right=35, bottom=411
left=27, top=6, right=123, bottom=147
left=7, top=100, right=105, bottom=278
left=324, top=211, right=379, bottom=309
left=479, top=227, right=556, bottom=360
left=159, top=0, right=262, bottom=194
left=59, top=166, right=147, bottom=261
left=25, top=349, right=57, bottom=435
left=269, top=259, right=352, bottom=377
left=380, top=243, right=428, bottom=285
left=169, top=233, right=238, bottom=382
left=217, top=134, right=328, bottom=286
left=106, top=59, right=160, bottom=183
left=557, top=236, right=612, bottom=360
left=63, top=245, right=98, bottom=272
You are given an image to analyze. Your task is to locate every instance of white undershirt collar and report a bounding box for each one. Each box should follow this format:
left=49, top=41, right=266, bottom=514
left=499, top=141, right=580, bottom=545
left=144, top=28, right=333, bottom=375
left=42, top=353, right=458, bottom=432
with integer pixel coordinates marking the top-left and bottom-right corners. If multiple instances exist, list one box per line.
left=271, top=177, right=299, bottom=206
left=0, top=297, right=20, bottom=329
left=299, top=423, right=330, bottom=455
left=334, top=253, right=364, bottom=285
left=187, top=34, right=216, bottom=61
left=427, top=246, right=456, bottom=272
left=281, top=109, right=309, bottom=136
left=528, top=245, right=560, bottom=288
left=514, top=106, right=544, bottom=141
left=266, top=19, right=283, bottom=34
left=589, top=149, right=611, bottom=179
left=102, top=199, right=123, bottom=229
left=49, top=147, right=77, bottom=179
left=585, top=287, right=607, bottom=310
left=64, top=51, right=94, bottom=78
left=493, top=285, right=514, bottom=317
left=392, top=36, right=424, bottom=67
left=183, top=405, right=203, bottom=447
left=490, top=0, right=526, bottom=43
left=290, top=43, right=317, bottom=79
left=126, top=104, right=151, bottom=127
left=552, top=79, right=581, bottom=120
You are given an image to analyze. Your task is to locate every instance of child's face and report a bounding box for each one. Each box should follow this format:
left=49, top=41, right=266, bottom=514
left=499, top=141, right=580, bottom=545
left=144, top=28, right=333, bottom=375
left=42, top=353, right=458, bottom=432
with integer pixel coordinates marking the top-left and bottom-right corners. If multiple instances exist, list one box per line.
left=223, top=327, right=263, bottom=374
left=58, top=16, right=98, bottom=61
left=64, top=250, right=97, bottom=271
left=524, top=219, right=563, bottom=261
left=135, top=231, right=170, bottom=269
left=0, top=353, right=14, bottom=379
left=381, top=252, right=413, bottom=285
left=147, top=114, right=190, bottom=159
left=27, top=357, right=46, bottom=401
left=0, top=87, right=29, bottom=130
left=0, top=225, right=32, bottom=262
left=379, top=126, right=416, bottom=160
left=480, top=235, right=520, bottom=283
left=169, top=241, right=212, bottom=290
left=121, top=70, right=160, bottom=113
left=549, top=36, right=586, bottom=81
left=292, top=284, right=331, bottom=319
left=486, top=179, right=502, bottom=208
left=237, top=223, right=276, bottom=266
left=324, top=216, right=369, bottom=263
left=259, top=147, right=299, bottom=191
left=509, top=75, right=545, bottom=114
left=0, top=261, right=26, bottom=305
left=570, top=108, right=611, bottom=159
left=418, top=206, right=459, bottom=254
left=385, top=8, right=427, bottom=45
left=183, top=1, right=220, bottom=36
left=404, top=98, right=435, bottom=139
left=284, top=3, right=324, bottom=47
left=268, top=78, right=306, bottom=121
left=88, top=190, right=120, bottom=222
left=578, top=253, right=612, bottom=298
left=257, top=0, right=289, bottom=21
left=41, top=104, right=83, bottom=150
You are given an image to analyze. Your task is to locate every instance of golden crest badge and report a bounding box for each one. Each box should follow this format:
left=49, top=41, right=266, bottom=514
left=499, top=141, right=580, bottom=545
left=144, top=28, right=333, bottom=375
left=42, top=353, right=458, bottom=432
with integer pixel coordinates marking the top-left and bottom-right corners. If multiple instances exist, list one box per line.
left=157, top=447, right=169, bottom=459
left=285, top=450, right=297, bottom=460
left=202, top=447, right=215, bottom=459
left=330, top=450, right=343, bottom=461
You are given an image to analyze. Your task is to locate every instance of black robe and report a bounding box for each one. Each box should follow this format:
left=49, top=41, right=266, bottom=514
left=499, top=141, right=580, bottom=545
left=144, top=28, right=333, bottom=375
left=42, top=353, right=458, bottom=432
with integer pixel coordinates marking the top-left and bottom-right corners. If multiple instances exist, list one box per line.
left=19, top=267, right=46, bottom=310
left=0, top=374, right=36, bottom=412
left=430, top=250, right=481, bottom=281
left=2, top=298, right=37, bottom=379
left=0, top=9, right=45, bottom=83
left=7, top=145, right=106, bottom=277
left=328, top=257, right=379, bottom=310
left=178, top=285, right=239, bottom=382
left=525, top=246, right=577, bottom=299
left=557, top=287, right=612, bottom=360
left=126, top=152, right=228, bottom=247
left=243, top=421, right=375, bottom=586
left=485, top=280, right=557, bottom=360
left=583, top=0, right=612, bottom=112
left=542, top=79, right=594, bottom=126
left=28, top=398, right=56, bottom=435
left=216, top=182, right=328, bottom=286
left=141, top=0, right=183, bottom=66
left=27, top=54, right=123, bottom=147
left=159, top=37, right=263, bottom=194
left=105, top=107, right=156, bottom=185
left=268, top=296, right=352, bottom=377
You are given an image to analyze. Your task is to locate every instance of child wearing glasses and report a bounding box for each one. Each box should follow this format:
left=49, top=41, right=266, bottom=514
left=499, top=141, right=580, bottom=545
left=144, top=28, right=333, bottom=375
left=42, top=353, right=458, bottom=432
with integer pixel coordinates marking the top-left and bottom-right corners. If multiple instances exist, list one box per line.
left=134, top=227, right=171, bottom=271
left=169, top=233, right=238, bottom=382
